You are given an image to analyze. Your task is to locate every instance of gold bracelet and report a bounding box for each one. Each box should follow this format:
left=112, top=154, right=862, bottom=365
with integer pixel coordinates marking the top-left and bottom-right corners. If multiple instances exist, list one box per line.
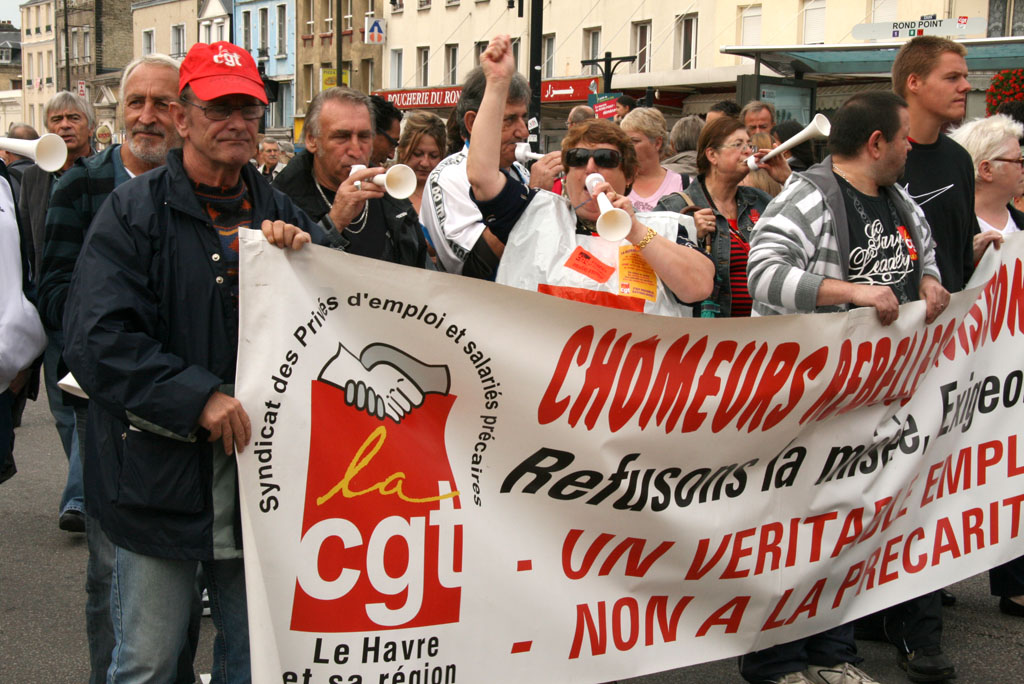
left=635, top=226, right=657, bottom=250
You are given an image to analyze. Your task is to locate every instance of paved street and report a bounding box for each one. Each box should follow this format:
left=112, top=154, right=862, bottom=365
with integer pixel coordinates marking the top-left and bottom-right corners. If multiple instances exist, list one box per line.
left=3, top=389, right=1023, bottom=683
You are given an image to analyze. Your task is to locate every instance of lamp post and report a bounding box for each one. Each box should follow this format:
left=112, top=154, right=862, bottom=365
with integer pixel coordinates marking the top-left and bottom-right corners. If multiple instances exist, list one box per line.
left=62, top=0, right=71, bottom=91
left=335, top=0, right=343, bottom=85
left=580, top=51, right=635, bottom=93
left=527, top=0, right=542, bottom=152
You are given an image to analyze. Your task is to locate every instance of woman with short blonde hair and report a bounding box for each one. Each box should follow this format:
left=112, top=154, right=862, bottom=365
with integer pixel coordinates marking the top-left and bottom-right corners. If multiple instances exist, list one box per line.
left=620, top=107, right=685, bottom=211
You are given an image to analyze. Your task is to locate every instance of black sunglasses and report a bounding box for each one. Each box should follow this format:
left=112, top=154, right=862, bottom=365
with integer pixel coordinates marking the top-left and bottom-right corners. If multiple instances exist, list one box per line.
left=565, top=148, right=622, bottom=169
left=377, top=130, right=400, bottom=148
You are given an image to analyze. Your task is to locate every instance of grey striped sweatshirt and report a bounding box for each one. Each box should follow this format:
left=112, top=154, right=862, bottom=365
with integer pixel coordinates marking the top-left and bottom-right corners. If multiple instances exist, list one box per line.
left=747, top=156, right=940, bottom=317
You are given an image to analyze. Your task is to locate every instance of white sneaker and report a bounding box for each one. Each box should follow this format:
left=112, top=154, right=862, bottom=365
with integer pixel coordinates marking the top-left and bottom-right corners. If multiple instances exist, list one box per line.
left=772, top=673, right=817, bottom=684
left=805, top=662, right=880, bottom=684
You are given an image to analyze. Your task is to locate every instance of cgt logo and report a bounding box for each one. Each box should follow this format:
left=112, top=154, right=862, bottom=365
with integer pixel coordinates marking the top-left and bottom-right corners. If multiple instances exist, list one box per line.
left=291, top=377, right=463, bottom=632
left=213, top=46, right=244, bottom=67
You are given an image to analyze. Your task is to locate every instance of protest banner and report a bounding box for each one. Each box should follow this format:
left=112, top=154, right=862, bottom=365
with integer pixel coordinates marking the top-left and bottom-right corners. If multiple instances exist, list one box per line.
left=235, top=229, right=1024, bottom=684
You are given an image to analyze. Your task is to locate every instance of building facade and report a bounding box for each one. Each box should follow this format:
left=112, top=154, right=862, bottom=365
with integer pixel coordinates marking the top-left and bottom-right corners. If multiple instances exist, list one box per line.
left=0, top=88, right=24, bottom=133
left=20, top=0, right=53, bottom=131
left=56, top=0, right=133, bottom=144
left=132, top=0, right=197, bottom=61
left=379, top=0, right=993, bottom=147
left=292, top=0, right=382, bottom=142
left=198, top=0, right=232, bottom=45
left=234, top=0, right=295, bottom=139
left=0, top=21, right=23, bottom=94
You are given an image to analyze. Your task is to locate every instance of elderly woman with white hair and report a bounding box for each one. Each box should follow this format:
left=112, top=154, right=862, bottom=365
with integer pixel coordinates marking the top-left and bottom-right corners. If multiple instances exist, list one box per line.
left=949, top=113, right=1023, bottom=263
left=950, top=113, right=1024, bottom=619
left=620, top=107, right=686, bottom=211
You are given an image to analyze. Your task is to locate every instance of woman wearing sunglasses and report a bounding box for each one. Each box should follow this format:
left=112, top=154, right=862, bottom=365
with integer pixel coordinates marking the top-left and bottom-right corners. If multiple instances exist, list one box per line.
left=464, top=35, right=713, bottom=315
left=656, top=116, right=790, bottom=318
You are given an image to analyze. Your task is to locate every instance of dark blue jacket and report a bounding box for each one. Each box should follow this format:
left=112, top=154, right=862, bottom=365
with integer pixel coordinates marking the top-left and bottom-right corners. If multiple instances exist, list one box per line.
left=63, top=148, right=325, bottom=559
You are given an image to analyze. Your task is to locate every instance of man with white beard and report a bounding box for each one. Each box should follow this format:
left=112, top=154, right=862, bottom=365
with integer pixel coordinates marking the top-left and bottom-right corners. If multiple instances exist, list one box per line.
left=36, top=53, right=199, bottom=684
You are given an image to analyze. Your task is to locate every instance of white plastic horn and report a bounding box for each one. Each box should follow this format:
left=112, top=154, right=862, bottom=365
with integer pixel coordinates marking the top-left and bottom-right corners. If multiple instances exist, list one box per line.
left=746, top=113, right=831, bottom=172
left=0, top=133, right=68, bottom=172
left=585, top=172, right=632, bottom=242
left=349, top=163, right=417, bottom=199
left=514, top=142, right=544, bottom=165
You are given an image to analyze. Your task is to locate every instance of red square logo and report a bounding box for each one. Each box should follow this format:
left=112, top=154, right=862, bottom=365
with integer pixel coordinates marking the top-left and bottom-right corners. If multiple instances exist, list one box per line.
left=290, top=381, right=463, bottom=632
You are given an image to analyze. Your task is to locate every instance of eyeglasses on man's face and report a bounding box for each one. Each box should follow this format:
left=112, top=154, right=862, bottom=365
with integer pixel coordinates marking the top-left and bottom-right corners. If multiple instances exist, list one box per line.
left=180, top=99, right=266, bottom=121
left=991, top=157, right=1024, bottom=168
left=377, top=130, right=400, bottom=148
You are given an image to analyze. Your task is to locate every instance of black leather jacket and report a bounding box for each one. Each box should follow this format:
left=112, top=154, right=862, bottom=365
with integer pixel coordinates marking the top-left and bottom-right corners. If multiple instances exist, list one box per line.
left=273, top=149, right=428, bottom=268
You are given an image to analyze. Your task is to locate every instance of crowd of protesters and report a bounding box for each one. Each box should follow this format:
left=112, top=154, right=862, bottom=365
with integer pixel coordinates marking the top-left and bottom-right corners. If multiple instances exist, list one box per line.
left=2, top=32, right=1023, bottom=684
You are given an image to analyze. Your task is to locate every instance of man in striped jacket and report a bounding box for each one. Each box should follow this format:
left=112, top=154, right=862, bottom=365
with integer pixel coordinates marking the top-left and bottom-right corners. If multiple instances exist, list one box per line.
left=748, top=91, right=947, bottom=327
left=740, top=92, right=949, bottom=684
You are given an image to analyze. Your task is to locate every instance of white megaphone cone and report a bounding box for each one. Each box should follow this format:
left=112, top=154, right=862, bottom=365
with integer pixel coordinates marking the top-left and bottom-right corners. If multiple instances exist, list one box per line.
left=0, top=133, right=68, bottom=173
left=350, top=164, right=417, bottom=199
left=515, top=142, right=543, bottom=165
left=746, top=113, right=831, bottom=172
left=585, top=173, right=632, bottom=242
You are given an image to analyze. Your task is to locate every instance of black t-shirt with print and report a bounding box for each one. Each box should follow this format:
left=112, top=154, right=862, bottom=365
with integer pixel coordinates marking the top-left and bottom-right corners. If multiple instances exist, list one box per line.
left=837, top=175, right=920, bottom=305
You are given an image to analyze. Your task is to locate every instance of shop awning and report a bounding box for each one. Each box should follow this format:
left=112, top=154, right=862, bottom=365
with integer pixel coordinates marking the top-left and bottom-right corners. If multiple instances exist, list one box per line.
left=720, top=36, right=1024, bottom=79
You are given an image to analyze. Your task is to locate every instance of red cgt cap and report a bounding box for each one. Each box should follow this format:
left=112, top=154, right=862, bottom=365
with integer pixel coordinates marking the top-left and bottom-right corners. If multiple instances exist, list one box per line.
left=179, top=42, right=268, bottom=104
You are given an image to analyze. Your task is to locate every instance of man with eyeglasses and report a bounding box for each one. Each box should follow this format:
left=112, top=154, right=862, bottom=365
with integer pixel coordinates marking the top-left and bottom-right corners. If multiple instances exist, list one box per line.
left=35, top=53, right=202, bottom=684
left=273, top=87, right=428, bottom=267
left=369, top=94, right=403, bottom=167
left=62, top=41, right=323, bottom=683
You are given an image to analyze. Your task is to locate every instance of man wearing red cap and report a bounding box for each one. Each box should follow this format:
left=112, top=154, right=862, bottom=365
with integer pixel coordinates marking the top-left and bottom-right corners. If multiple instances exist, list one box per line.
left=63, top=42, right=323, bottom=684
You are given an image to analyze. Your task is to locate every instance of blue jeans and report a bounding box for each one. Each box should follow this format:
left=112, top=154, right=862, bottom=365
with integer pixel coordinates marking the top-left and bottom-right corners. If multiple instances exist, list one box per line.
left=77, top=408, right=199, bottom=684
left=76, top=406, right=116, bottom=684
left=44, top=331, right=82, bottom=515
left=109, top=546, right=249, bottom=684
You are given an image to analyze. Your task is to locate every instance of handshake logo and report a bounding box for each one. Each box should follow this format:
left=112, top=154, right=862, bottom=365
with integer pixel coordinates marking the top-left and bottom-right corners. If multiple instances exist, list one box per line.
left=317, top=341, right=451, bottom=421
left=291, top=341, right=463, bottom=632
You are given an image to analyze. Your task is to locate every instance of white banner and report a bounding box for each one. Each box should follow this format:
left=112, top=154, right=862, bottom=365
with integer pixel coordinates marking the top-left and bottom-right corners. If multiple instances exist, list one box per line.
left=236, top=229, right=1024, bottom=684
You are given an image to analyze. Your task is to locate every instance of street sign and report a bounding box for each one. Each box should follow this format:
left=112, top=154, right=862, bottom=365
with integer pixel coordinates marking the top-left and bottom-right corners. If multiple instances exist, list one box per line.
left=365, top=17, right=385, bottom=44
left=375, top=86, right=462, bottom=109
left=77, top=80, right=86, bottom=97
left=541, top=77, right=600, bottom=103
left=589, top=92, right=619, bottom=119
left=851, top=16, right=985, bottom=40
